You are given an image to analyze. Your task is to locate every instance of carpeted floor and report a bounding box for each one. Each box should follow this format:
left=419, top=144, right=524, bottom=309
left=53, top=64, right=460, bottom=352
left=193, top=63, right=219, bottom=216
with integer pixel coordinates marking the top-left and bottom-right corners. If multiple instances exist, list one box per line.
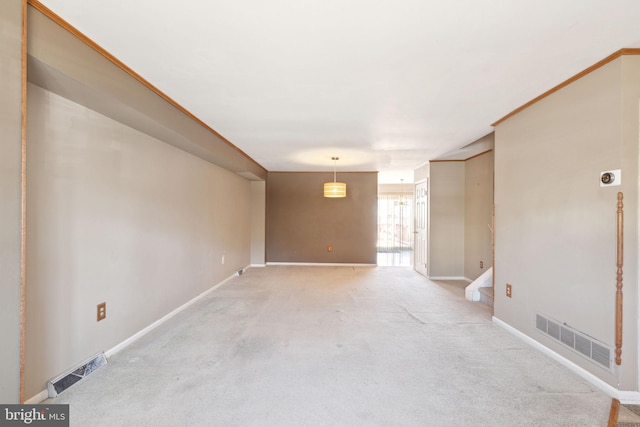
left=46, top=266, right=611, bottom=426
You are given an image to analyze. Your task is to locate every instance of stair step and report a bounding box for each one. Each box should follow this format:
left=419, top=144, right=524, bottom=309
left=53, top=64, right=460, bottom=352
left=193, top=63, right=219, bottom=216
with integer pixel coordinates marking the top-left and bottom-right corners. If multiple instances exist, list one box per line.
left=618, top=404, right=640, bottom=426
left=478, top=287, right=493, bottom=308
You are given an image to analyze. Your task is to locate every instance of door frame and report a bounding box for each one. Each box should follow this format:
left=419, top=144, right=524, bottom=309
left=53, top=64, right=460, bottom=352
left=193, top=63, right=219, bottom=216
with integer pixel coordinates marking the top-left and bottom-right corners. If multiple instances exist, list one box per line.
left=413, top=179, right=428, bottom=277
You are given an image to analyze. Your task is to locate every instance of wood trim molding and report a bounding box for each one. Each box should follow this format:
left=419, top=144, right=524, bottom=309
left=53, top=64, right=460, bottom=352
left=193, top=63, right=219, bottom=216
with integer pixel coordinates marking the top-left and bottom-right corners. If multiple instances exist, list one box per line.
left=492, top=48, right=640, bottom=126
left=26, top=0, right=266, bottom=173
left=430, top=149, right=493, bottom=163
left=464, top=149, right=493, bottom=162
left=20, top=0, right=27, bottom=404
left=268, top=171, right=379, bottom=174
left=615, top=192, right=623, bottom=366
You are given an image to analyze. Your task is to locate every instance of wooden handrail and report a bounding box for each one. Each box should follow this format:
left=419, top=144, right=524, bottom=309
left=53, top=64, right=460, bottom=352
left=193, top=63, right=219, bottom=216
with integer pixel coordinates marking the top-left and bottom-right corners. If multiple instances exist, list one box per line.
left=615, top=192, right=623, bottom=366
left=607, top=398, right=620, bottom=427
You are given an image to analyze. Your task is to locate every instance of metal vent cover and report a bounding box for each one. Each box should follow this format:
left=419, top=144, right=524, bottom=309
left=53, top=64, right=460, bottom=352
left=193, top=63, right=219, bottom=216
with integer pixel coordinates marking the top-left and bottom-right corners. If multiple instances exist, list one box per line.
left=47, top=353, right=107, bottom=397
left=535, top=314, right=612, bottom=371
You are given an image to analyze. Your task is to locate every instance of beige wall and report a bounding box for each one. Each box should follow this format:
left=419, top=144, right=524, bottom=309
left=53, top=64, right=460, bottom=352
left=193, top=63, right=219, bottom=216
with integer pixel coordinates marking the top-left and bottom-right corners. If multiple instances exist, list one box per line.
left=464, top=151, right=494, bottom=280
left=428, top=162, right=465, bottom=278
left=414, top=148, right=494, bottom=281
left=621, top=57, right=640, bottom=392
left=250, top=181, right=266, bottom=266
left=0, top=0, right=23, bottom=404
left=621, top=57, right=640, bottom=391
left=494, top=56, right=638, bottom=390
left=17, top=4, right=266, bottom=400
left=24, top=84, right=253, bottom=398
left=266, top=172, right=378, bottom=264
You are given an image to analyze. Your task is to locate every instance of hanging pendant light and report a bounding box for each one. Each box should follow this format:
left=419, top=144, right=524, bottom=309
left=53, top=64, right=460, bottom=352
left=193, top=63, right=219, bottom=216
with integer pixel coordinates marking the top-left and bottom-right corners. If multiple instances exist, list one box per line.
left=324, top=156, right=346, bottom=198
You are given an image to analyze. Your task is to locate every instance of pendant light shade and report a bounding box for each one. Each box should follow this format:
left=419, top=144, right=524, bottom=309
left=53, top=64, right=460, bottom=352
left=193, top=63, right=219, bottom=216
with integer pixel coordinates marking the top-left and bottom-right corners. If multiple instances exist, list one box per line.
left=324, top=157, right=346, bottom=198
left=324, top=181, right=347, bottom=198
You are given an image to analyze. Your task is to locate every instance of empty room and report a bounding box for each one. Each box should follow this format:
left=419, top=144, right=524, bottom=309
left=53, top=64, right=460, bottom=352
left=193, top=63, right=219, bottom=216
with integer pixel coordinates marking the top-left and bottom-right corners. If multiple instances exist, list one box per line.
left=2, top=1, right=640, bottom=426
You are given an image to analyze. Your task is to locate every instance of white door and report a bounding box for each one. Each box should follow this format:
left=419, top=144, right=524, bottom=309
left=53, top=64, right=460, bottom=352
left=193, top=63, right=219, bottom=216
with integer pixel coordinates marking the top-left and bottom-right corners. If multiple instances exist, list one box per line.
left=414, top=180, right=428, bottom=277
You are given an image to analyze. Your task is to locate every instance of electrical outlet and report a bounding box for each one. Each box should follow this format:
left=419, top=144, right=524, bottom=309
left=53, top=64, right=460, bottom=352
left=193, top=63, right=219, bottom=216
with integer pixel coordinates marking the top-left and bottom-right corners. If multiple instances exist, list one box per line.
left=97, top=302, right=106, bottom=321
left=506, top=284, right=512, bottom=298
left=221, top=255, right=225, bottom=264
left=480, top=261, right=483, bottom=268
left=327, top=245, right=333, bottom=252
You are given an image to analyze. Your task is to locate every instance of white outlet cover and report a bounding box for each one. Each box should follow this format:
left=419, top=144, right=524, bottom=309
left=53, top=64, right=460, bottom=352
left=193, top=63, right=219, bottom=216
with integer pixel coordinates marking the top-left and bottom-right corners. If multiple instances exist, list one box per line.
left=600, top=169, right=621, bottom=187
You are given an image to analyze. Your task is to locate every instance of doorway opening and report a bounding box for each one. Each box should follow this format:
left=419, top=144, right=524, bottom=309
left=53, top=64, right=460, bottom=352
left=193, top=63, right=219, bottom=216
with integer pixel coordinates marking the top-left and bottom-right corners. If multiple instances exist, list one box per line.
left=377, top=181, right=414, bottom=266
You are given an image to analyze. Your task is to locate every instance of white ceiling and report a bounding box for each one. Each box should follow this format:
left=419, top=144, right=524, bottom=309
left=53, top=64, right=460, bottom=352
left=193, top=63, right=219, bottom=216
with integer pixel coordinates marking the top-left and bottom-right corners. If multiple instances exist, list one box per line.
left=38, top=0, right=640, bottom=183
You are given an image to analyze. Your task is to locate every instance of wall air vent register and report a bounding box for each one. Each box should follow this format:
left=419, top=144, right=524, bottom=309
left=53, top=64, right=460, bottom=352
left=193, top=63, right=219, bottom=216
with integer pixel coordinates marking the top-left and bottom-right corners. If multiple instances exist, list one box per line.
left=535, top=314, right=612, bottom=371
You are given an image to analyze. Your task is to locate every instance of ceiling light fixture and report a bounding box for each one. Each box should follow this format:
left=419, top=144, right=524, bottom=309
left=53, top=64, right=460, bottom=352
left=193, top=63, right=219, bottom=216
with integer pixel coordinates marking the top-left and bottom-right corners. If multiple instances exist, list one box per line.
left=324, top=157, right=346, bottom=198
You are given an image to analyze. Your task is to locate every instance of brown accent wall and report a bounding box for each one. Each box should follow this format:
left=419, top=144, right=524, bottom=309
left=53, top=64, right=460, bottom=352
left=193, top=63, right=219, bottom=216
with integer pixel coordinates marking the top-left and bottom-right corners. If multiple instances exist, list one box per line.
left=266, top=172, right=378, bottom=264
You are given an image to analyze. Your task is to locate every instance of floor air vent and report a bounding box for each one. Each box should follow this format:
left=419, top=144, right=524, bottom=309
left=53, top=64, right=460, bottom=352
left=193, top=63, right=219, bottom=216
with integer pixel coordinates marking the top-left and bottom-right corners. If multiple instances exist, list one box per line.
left=536, top=314, right=612, bottom=371
left=47, top=353, right=107, bottom=397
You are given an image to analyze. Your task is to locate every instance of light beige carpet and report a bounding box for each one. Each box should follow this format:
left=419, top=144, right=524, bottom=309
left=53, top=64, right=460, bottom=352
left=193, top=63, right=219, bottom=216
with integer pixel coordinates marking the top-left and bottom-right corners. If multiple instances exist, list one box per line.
left=47, top=266, right=611, bottom=426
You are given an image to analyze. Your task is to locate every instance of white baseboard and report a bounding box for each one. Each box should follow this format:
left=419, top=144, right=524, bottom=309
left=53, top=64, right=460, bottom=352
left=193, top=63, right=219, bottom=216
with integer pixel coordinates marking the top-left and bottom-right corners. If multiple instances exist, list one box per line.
left=25, top=389, right=49, bottom=404
left=619, top=390, right=640, bottom=405
left=266, top=262, right=376, bottom=267
left=429, top=276, right=471, bottom=282
left=105, top=272, right=239, bottom=358
left=250, top=264, right=266, bottom=267
left=492, top=316, right=640, bottom=404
